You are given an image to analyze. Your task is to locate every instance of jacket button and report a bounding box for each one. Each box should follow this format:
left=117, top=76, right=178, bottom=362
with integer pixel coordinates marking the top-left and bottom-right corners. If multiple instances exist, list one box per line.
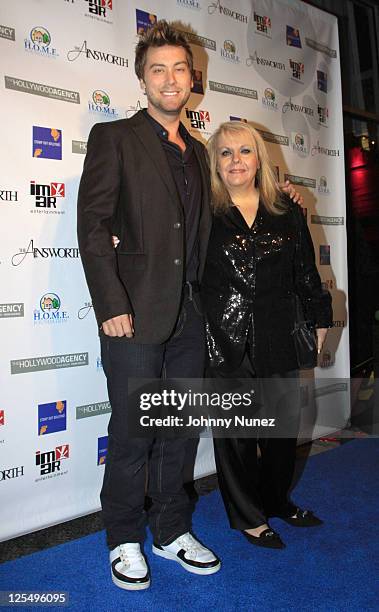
left=174, top=222, right=181, bottom=229
left=174, top=259, right=182, bottom=266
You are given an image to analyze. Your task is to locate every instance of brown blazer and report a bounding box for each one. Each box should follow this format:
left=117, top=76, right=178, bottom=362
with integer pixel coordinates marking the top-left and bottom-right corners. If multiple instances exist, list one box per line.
left=77, top=111, right=212, bottom=343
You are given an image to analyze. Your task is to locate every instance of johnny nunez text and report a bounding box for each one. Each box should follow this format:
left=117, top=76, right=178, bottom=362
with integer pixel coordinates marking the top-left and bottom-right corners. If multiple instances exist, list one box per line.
left=139, top=415, right=276, bottom=429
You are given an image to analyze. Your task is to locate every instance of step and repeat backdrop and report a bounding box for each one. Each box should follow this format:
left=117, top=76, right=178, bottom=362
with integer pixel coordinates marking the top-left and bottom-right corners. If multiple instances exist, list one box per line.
left=0, top=0, right=349, bottom=540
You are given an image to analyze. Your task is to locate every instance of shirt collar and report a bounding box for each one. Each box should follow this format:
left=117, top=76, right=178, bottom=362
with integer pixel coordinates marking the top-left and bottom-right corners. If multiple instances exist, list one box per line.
left=143, top=108, right=191, bottom=143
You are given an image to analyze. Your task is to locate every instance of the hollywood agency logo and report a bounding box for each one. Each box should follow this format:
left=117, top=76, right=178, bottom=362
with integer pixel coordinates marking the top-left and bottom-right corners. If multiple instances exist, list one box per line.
left=67, top=41, right=128, bottom=68
left=33, top=127, right=62, bottom=160
left=136, top=9, right=157, bottom=35
left=317, top=70, right=327, bottom=93
left=38, top=400, right=67, bottom=435
left=286, top=26, right=302, bottom=48
left=30, top=180, right=65, bottom=214
left=88, top=90, right=118, bottom=117
left=35, top=444, right=69, bottom=477
left=262, top=88, right=278, bottom=111
left=25, top=26, right=58, bottom=58
left=291, top=132, right=308, bottom=155
left=253, top=11, right=271, bottom=37
left=0, top=188, right=18, bottom=203
left=289, top=59, right=304, bottom=81
left=208, top=1, right=247, bottom=23
left=0, top=410, right=4, bottom=426
left=78, top=301, right=94, bottom=319
left=84, top=0, right=112, bottom=20
left=220, top=40, right=240, bottom=63
left=317, top=105, right=329, bottom=126
left=34, top=293, right=69, bottom=325
left=318, top=176, right=330, bottom=195
left=12, top=239, right=79, bottom=266
left=185, top=109, right=210, bottom=130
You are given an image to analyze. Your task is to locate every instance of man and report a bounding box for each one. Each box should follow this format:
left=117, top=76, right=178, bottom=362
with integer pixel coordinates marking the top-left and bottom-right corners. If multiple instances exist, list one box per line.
left=78, top=21, right=219, bottom=591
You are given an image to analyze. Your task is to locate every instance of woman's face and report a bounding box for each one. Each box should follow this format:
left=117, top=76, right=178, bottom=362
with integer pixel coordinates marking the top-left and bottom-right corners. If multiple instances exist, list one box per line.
left=216, top=131, right=259, bottom=193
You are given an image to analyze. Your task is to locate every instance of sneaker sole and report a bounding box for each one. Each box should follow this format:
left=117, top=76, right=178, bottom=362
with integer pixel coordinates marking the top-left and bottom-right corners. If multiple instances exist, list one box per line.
left=152, top=545, right=221, bottom=575
left=111, top=571, right=150, bottom=591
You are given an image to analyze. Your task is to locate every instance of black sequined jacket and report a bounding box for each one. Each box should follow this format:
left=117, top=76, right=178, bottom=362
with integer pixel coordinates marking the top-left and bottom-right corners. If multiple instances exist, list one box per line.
left=201, top=196, right=333, bottom=376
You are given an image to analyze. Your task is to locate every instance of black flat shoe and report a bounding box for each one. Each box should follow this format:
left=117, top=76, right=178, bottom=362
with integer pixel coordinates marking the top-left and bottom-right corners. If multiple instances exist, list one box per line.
left=242, top=528, right=285, bottom=549
left=281, top=508, right=323, bottom=527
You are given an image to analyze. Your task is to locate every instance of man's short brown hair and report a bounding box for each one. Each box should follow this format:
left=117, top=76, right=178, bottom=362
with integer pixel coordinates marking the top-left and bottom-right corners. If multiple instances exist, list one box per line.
left=135, top=20, right=193, bottom=80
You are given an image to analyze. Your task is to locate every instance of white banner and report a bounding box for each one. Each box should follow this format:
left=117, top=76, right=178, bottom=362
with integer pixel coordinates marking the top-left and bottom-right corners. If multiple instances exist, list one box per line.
left=0, top=0, right=349, bottom=540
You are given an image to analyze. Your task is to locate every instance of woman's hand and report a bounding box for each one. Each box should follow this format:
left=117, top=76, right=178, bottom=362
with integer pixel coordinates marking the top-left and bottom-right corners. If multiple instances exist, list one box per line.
left=279, top=180, right=304, bottom=205
left=316, top=328, right=328, bottom=354
left=112, top=235, right=120, bottom=248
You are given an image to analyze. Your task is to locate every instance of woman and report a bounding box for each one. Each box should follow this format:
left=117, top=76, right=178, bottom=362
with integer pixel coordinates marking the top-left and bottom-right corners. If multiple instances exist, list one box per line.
left=202, top=121, right=332, bottom=549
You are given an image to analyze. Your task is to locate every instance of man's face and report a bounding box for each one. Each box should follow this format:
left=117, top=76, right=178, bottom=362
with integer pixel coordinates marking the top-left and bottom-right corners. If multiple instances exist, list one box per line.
left=140, top=45, right=193, bottom=118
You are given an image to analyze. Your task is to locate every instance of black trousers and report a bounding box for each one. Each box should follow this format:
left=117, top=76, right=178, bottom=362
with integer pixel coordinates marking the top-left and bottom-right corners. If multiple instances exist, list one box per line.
left=211, top=354, right=299, bottom=530
left=100, top=290, right=205, bottom=549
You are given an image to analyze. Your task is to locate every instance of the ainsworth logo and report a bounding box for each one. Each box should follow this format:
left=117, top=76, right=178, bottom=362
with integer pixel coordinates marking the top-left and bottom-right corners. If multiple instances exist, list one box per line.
left=84, top=0, right=113, bottom=23
left=5, top=76, right=80, bottom=103
left=88, top=90, right=118, bottom=117
left=0, top=25, right=16, bottom=41
left=253, top=11, right=271, bottom=37
left=318, top=176, right=330, bottom=194
left=30, top=180, right=65, bottom=215
left=11, top=352, right=89, bottom=374
left=0, top=466, right=24, bottom=481
left=282, top=97, right=314, bottom=116
left=289, top=59, right=304, bottom=81
left=317, top=105, right=329, bottom=126
left=125, top=99, right=144, bottom=118
left=35, top=445, right=69, bottom=479
left=34, top=293, right=69, bottom=324
left=78, top=301, right=94, bottom=319
left=12, top=239, right=79, bottom=266
left=24, top=26, right=58, bottom=58
left=0, top=188, right=18, bottom=203
left=76, top=401, right=111, bottom=419
left=220, top=40, right=240, bottom=63
left=67, top=41, right=128, bottom=68
left=0, top=303, right=24, bottom=318
left=247, top=51, right=285, bottom=71
left=208, top=1, right=247, bottom=23
left=262, top=88, right=278, bottom=111
left=291, top=132, right=309, bottom=156
left=185, top=108, right=210, bottom=130
left=311, top=141, right=340, bottom=157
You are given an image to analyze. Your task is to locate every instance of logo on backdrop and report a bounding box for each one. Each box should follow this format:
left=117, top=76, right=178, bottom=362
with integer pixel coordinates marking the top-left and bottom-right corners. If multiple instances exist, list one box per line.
left=125, top=99, right=144, bottom=118
left=320, top=245, right=331, bottom=265
left=291, top=132, right=309, bottom=157
left=76, top=401, right=111, bottom=420
left=11, top=352, right=89, bottom=375
left=78, top=302, right=94, bottom=319
left=72, top=140, right=87, bottom=154
left=0, top=410, right=4, bottom=426
left=261, top=88, right=278, bottom=111
left=0, top=466, right=24, bottom=481
left=318, top=176, right=330, bottom=195
left=32, top=127, right=62, bottom=160
left=84, top=0, right=113, bottom=23
left=177, top=0, right=201, bottom=10
left=230, top=116, right=247, bottom=123
left=30, top=180, right=65, bottom=215
left=208, top=1, right=247, bottom=23
left=284, top=174, right=316, bottom=189
left=317, top=70, right=328, bottom=93
left=24, top=26, right=58, bottom=58
left=311, top=141, right=340, bottom=157
left=96, top=356, right=103, bottom=371
left=38, top=401, right=67, bottom=435
left=0, top=188, right=18, bottom=203
left=182, top=30, right=216, bottom=51
left=220, top=40, right=240, bottom=63
left=34, top=293, right=69, bottom=325
left=247, top=51, right=285, bottom=71
left=317, top=105, right=329, bottom=126
left=0, top=303, right=24, bottom=318
left=253, top=11, right=271, bottom=37
left=88, top=90, right=118, bottom=117
left=209, top=81, right=257, bottom=99
left=0, top=25, right=16, bottom=41
left=98, top=436, right=108, bottom=465
left=311, top=215, right=344, bottom=226
left=185, top=109, right=211, bottom=132
left=12, top=239, right=79, bottom=266
left=4, top=76, right=80, bottom=104
left=67, top=41, right=128, bottom=68
left=136, top=9, right=157, bottom=35
left=191, top=70, right=204, bottom=95
left=286, top=26, right=302, bottom=48
left=282, top=98, right=314, bottom=116
left=289, top=59, right=304, bottom=81
left=35, top=445, right=69, bottom=479
left=306, top=38, right=337, bottom=58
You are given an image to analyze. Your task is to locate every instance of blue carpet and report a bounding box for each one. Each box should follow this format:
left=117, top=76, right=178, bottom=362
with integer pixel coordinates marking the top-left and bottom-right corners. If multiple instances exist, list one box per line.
left=1, top=439, right=378, bottom=611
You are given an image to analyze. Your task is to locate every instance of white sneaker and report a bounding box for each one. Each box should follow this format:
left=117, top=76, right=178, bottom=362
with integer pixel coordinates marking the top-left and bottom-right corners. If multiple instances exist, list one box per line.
left=110, top=543, right=150, bottom=590
left=152, top=532, right=221, bottom=575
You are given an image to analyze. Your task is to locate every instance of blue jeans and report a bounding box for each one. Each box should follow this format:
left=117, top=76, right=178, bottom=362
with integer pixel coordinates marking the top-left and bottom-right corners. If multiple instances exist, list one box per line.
left=100, top=290, right=205, bottom=548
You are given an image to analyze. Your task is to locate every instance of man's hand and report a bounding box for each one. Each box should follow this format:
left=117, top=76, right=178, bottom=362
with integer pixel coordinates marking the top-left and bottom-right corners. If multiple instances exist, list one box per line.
left=102, top=314, right=134, bottom=337
left=316, top=328, right=328, bottom=354
left=279, top=180, right=304, bottom=205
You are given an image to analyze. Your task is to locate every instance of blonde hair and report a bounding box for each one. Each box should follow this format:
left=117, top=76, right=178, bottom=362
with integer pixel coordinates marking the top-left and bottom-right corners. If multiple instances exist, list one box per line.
left=207, top=121, right=285, bottom=215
